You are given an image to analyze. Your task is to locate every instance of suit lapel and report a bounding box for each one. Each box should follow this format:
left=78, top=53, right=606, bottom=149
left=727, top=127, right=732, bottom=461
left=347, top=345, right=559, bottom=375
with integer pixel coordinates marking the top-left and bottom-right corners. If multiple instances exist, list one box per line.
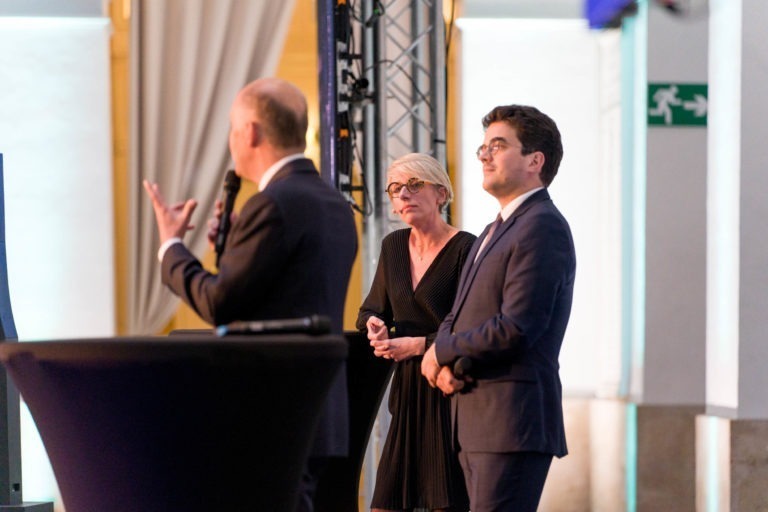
left=454, top=224, right=490, bottom=302
left=451, top=189, right=551, bottom=317
left=455, top=216, right=516, bottom=310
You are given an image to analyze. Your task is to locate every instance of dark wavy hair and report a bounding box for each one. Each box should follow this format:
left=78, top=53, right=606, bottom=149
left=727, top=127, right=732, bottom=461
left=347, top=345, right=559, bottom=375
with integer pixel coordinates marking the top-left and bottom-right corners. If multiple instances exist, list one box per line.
left=482, top=105, right=563, bottom=187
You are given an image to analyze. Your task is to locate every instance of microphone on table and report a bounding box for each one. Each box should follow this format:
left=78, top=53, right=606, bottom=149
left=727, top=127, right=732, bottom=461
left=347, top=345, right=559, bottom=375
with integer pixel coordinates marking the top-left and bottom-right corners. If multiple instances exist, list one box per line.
left=215, top=169, right=241, bottom=267
left=216, top=315, right=332, bottom=337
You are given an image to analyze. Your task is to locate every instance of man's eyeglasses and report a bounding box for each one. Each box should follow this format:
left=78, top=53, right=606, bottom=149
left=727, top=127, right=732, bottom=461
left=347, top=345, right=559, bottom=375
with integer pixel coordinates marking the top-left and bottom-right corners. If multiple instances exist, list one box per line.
left=476, top=140, right=514, bottom=160
left=386, top=178, right=432, bottom=198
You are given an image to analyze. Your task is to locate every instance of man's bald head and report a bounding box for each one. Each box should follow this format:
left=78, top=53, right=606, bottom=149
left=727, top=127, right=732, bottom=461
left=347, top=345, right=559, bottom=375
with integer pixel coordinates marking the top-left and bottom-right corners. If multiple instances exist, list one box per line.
left=235, top=78, right=308, bottom=151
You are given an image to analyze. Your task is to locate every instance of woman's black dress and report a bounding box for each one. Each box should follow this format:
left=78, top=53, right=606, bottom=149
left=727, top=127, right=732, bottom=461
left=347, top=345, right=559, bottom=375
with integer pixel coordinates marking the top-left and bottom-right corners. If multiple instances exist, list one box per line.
left=357, top=228, right=476, bottom=511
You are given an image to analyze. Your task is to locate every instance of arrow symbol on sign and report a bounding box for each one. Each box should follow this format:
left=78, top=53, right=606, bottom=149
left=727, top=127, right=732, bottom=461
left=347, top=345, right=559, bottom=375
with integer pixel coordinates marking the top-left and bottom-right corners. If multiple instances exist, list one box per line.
left=683, top=94, right=707, bottom=117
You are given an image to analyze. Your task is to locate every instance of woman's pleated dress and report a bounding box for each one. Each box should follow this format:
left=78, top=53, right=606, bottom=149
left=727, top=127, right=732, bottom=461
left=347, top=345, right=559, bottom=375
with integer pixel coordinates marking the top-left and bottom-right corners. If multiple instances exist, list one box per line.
left=357, top=228, right=476, bottom=511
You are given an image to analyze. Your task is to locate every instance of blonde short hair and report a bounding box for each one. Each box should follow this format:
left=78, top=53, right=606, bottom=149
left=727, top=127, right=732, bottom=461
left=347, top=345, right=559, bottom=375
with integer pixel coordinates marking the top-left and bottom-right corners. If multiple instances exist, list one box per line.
left=387, top=153, right=454, bottom=210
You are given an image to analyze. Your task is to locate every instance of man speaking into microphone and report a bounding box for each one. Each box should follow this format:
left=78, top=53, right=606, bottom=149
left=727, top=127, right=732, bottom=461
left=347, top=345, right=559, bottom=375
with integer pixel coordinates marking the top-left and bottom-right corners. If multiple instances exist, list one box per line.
left=143, top=77, right=358, bottom=512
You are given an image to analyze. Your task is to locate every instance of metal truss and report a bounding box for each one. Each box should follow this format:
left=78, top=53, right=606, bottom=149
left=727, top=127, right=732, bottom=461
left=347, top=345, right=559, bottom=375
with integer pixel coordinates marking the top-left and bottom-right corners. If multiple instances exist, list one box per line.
left=359, top=0, right=447, bottom=503
left=371, top=0, right=446, bottom=163
left=317, top=0, right=447, bottom=504
left=357, top=0, right=447, bottom=283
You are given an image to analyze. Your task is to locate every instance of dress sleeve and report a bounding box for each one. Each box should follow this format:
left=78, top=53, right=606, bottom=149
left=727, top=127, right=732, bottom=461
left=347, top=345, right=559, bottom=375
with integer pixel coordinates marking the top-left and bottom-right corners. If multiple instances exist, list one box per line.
left=424, top=332, right=437, bottom=350
left=356, top=238, right=393, bottom=331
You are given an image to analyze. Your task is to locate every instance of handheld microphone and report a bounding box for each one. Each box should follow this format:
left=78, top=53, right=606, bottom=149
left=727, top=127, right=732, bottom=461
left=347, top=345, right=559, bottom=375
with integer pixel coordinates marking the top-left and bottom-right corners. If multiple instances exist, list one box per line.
left=216, top=315, right=332, bottom=337
left=453, top=357, right=475, bottom=394
left=215, top=170, right=241, bottom=267
left=453, top=357, right=472, bottom=379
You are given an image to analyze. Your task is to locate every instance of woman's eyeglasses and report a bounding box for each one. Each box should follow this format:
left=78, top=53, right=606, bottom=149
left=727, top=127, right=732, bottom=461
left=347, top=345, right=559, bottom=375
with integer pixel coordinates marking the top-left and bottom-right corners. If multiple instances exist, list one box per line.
left=386, top=178, right=432, bottom=198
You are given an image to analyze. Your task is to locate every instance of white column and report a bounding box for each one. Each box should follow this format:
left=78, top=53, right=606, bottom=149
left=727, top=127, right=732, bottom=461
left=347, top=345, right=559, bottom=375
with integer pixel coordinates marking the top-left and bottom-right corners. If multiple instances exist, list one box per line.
left=698, top=1, right=768, bottom=510
left=706, top=0, right=768, bottom=420
left=0, top=14, right=114, bottom=508
left=623, top=3, right=709, bottom=510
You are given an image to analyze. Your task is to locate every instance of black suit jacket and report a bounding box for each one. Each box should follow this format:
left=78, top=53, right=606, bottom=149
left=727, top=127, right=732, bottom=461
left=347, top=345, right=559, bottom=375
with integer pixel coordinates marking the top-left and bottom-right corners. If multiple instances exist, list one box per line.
left=162, top=157, right=358, bottom=457
left=434, top=189, right=575, bottom=457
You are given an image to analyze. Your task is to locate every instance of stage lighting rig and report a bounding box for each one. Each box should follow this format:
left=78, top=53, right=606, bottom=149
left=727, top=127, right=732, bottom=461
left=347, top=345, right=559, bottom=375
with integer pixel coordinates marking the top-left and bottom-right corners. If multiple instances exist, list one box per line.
left=333, top=0, right=371, bottom=214
left=318, top=0, right=445, bottom=220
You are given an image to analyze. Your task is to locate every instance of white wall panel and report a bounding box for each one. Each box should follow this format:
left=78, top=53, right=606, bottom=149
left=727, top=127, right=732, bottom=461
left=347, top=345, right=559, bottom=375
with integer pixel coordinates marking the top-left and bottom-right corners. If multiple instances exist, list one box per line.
left=0, top=16, right=114, bottom=505
left=458, top=18, right=619, bottom=395
left=0, top=17, right=114, bottom=341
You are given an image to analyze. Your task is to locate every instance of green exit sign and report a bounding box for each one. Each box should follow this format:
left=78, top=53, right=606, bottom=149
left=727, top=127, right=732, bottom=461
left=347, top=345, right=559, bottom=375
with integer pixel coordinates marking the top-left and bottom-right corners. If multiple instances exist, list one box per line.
left=648, top=83, right=708, bottom=127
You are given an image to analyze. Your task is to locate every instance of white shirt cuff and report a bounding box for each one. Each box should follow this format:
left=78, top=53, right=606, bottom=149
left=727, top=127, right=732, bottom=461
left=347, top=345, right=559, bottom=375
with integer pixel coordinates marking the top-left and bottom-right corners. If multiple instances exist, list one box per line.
left=157, top=237, right=183, bottom=262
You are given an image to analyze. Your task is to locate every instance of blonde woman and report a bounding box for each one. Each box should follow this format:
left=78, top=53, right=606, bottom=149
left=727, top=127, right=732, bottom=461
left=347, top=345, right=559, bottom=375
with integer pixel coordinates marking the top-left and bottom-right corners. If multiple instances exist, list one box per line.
left=357, top=153, right=474, bottom=512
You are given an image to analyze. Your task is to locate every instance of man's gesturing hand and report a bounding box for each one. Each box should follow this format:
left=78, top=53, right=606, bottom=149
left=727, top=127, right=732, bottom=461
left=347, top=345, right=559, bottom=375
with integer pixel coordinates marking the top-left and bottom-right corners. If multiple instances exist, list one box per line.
left=143, top=180, right=197, bottom=243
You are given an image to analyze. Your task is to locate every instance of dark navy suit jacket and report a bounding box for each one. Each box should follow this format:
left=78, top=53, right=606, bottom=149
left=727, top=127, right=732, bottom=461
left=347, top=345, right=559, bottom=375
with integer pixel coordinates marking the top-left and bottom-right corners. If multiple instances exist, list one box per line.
left=434, top=188, right=575, bottom=457
left=161, top=157, right=358, bottom=457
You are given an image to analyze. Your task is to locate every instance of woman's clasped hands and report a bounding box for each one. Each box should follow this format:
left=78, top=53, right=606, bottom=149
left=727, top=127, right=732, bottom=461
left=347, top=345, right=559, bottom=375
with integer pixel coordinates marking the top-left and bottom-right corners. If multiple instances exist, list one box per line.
left=366, top=316, right=425, bottom=363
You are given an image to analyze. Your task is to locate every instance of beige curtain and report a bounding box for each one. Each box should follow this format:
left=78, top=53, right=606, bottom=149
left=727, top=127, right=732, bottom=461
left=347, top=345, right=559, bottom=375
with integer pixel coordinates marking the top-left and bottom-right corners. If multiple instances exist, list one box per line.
left=127, top=0, right=296, bottom=334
